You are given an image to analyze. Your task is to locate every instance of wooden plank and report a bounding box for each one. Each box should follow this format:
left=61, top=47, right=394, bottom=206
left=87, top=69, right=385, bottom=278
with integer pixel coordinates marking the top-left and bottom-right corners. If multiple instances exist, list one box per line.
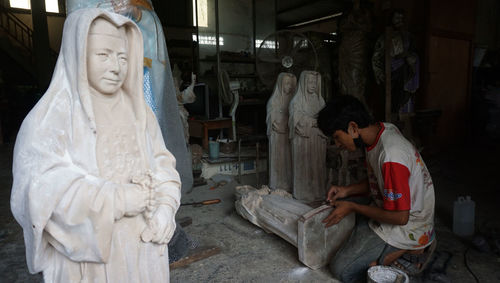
left=169, top=246, right=221, bottom=269
left=384, top=26, right=392, bottom=122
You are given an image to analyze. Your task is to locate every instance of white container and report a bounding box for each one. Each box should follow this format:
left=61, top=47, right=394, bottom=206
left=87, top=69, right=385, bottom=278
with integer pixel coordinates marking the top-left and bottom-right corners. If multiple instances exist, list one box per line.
left=367, top=266, right=409, bottom=283
left=453, top=196, right=475, bottom=237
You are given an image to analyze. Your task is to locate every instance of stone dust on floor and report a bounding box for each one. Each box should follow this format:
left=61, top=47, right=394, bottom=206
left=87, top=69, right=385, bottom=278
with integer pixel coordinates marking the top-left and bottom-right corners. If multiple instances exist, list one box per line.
left=171, top=174, right=339, bottom=283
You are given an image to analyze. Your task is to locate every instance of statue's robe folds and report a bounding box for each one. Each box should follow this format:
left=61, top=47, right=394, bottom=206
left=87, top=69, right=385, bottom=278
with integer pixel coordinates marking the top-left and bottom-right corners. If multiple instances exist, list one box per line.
left=10, top=9, right=181, bottom=283
left=289, top=71, right=328, bottom=202
left=266, top=73, right=296, bottom=192
left=67, top=0, right=193, bottom=193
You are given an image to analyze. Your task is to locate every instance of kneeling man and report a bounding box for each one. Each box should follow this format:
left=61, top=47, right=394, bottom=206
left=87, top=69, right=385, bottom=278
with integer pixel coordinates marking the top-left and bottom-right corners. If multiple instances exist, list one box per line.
left=317, top=95, right=435, bottom=282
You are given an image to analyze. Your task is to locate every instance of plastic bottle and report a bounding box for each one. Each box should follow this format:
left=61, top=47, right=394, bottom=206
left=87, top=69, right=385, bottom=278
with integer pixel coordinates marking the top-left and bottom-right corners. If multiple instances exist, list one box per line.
left=208, top=137, right=219, bottom=160
left=453, top=196, right=475, bottom=237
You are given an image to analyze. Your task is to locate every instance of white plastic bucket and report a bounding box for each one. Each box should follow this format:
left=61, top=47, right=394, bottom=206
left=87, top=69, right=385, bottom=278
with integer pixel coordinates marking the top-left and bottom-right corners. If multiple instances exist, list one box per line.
left=367, top=265, right=409, bottom=283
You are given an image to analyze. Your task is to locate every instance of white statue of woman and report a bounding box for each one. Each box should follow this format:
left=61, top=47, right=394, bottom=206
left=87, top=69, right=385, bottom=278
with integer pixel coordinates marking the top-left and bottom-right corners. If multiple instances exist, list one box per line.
left=289, top=71, right=328, bottom=201
left=67, top=0, right=194, bottom=193
left=266, top=73, right=297, bottom=192
left=10, top=9, right=180, bottom=282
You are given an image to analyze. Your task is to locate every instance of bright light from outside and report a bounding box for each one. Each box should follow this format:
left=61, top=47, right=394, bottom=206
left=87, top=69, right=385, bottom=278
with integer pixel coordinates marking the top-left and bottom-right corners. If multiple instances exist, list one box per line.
left=294, top=39, right=308, bottom=48
left=9, top=0, right=29, bottom=9
left=9, top=0, right=59, bottom=13
left=256, top=39, right=276, bottom=49
left=193, top=0, right=208, bottom=27
left=192, top=34, right=224, bottom=46
left=45, top=0, right=59, bottom=13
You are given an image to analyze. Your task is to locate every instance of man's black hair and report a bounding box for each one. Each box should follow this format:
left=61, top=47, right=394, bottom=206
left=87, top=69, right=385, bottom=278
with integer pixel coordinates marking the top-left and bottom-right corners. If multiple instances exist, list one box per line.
left=317, top=95, right=374, bottom=136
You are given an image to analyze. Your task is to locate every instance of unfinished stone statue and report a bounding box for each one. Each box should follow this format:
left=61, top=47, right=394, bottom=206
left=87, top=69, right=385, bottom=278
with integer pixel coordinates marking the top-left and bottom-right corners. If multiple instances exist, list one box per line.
left=173, top=65, right=196, bottom=144
left=10, top=9, right=181, bottom=282
left=289, top=71, right=328, bottom=201
left=266, top=72, right=297, bottom=192
left=235, top=185, right=355, bottom=269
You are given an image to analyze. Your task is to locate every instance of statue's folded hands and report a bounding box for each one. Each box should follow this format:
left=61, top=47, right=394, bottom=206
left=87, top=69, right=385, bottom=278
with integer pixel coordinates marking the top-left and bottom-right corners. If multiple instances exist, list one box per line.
left=141, top=205, right=176, bottom=244
left=114, top=183, right=150, bottom=219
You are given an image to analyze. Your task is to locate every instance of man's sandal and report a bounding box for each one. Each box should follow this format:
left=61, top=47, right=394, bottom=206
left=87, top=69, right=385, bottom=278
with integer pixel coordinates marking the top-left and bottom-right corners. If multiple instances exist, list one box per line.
left=392, top=239, right=437, bottom=276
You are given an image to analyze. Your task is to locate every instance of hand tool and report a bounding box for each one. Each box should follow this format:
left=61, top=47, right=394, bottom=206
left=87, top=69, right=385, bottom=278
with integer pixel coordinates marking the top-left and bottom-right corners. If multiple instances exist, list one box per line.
left=181, top=199, right=221, bottom=206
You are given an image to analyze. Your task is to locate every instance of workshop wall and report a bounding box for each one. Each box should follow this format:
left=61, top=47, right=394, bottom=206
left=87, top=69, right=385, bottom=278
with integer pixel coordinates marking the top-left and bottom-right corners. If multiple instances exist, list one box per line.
left=475, top=0, right=500, bottom=48
left=371, top=0, right=477, bottom=148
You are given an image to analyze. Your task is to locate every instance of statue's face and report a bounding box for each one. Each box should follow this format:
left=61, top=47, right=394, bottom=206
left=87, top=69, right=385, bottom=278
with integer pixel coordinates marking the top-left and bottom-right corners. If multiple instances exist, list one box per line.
left=282, top=75, right=293, bottom=95
left=306, top=74, right=318, bottom=95
left=392, top=12, right=404, bottom=29
left=87, top=19, right=128, bottom=96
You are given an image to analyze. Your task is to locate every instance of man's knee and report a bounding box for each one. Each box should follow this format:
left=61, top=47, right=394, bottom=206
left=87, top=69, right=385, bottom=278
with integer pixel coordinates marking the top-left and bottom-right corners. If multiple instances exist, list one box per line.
left=330, top=252, right=368, bottom=283
left=329, top=255, right=351, bottom=282
left=329, top=256, right=341, bottom=278
left=330, top=260, right=364, bottom=282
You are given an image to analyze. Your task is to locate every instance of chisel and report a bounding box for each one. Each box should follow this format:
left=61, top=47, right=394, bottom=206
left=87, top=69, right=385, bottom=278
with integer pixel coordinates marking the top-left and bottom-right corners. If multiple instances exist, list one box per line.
left=181, top=199, right=221, bottom=206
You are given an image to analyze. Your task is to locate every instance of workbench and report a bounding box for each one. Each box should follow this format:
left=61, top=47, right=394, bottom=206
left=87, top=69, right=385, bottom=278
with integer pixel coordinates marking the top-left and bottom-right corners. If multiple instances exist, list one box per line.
left=188, top=118, right=232, bottom=149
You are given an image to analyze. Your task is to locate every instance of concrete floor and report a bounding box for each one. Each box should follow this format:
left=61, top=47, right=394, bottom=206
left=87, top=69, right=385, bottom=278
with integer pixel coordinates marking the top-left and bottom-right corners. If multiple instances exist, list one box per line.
left=171, top=172, right=339, bottom=283
left=1, top=138, right=500, bottom=282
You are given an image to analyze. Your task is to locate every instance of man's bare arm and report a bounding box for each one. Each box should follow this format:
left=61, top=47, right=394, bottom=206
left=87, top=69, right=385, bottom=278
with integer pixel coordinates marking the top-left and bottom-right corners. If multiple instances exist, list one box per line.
left=353, top=203, right=409, bottom=225
left=323, top=200, right=409, bottom=227
left=327, top=179, right=370, bottom=202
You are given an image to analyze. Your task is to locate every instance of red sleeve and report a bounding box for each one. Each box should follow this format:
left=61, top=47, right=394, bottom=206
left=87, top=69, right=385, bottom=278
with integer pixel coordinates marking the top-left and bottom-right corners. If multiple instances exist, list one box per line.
left=382, top=162, right=411, bottom=211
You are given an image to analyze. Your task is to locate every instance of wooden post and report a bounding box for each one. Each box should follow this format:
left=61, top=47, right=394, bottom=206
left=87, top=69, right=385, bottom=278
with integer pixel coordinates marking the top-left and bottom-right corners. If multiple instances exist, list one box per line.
left=30, top=0, right=52, bottom=90
left=384, top=26, right=392, bottom=122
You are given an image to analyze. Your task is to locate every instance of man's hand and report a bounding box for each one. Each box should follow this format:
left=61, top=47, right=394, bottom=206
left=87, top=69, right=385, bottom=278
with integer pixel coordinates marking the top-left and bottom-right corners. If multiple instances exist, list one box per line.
left=326, top=185, right=349, bottom=203
left=322, top=201, right=354, bottom=227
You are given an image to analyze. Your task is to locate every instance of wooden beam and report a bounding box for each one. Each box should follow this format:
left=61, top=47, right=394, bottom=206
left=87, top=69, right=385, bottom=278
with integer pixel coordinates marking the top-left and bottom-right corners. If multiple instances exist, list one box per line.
left=385, top=27, right=392, bottom=122
left=170, top=246, right=221, bottom=269
left=285, top=12, right=342, bottom=28
left=277, top=0, right=346, bottom=28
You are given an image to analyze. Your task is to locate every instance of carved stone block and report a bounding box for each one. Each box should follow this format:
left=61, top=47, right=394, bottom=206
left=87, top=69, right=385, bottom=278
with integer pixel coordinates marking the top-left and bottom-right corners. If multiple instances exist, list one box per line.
left=235, top=186, right=355, bottom=269
left=298, top=205, right=355, bottom=269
